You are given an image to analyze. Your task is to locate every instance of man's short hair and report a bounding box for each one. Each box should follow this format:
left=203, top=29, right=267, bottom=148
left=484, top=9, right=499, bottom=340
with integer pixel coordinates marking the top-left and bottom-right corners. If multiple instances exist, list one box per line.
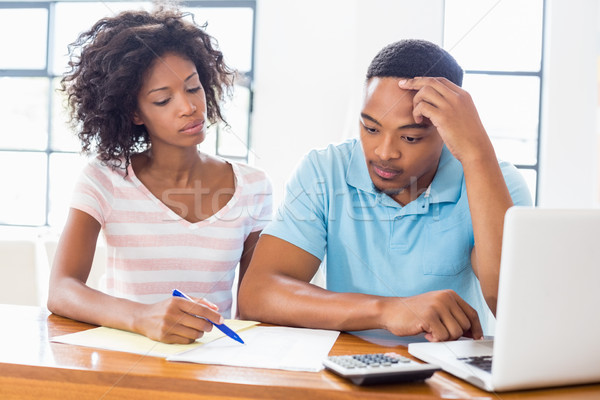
left=366, top=39, right=463, bottom=86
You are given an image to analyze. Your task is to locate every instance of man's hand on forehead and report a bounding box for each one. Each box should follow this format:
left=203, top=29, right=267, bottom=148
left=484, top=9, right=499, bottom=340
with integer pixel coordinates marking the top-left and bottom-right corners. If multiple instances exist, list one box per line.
left=397, top=77, right=489, bottom=163
left=397, top=76, right=460, bottom=122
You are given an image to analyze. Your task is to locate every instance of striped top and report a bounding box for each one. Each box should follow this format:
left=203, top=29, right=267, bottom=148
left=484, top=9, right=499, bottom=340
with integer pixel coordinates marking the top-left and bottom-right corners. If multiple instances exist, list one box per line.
left=70, top=156, right=272, bottom=318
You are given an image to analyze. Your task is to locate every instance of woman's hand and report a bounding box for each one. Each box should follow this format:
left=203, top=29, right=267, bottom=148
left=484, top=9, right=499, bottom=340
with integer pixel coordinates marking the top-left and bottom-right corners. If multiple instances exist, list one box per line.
left=133, top=296, right=224, bottom=344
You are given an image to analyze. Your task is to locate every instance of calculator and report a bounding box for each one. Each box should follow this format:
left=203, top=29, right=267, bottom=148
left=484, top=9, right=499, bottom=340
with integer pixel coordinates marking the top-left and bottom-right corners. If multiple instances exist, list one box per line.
left=323, top=352, right=440, bottom=386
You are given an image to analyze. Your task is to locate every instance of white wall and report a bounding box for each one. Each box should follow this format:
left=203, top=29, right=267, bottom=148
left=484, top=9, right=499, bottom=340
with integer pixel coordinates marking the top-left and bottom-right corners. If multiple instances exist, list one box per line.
left=252, top=0, right=600, bottom=209
left=538, top=0, right=599, bottom=207
left=251, top=0, right=444, bottom=206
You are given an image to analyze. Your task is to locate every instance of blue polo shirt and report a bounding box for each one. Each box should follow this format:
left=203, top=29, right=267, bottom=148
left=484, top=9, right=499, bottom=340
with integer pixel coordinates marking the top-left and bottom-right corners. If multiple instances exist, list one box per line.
left=263, top=138, right=532, bottom=334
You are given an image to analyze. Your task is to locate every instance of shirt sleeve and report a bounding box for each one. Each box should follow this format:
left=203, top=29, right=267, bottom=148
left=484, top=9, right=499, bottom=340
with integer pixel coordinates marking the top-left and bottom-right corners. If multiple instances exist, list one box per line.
left=262, top=153, right=328, bottom=261
left=70, top=160, right=114, bottom=226
left=499, top=160, right=534, bottom=206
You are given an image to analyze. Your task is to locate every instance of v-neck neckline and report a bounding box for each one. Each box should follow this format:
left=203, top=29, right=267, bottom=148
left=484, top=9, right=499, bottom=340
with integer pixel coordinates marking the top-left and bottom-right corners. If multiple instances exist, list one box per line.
left=126, top=160, right=241, bottom=229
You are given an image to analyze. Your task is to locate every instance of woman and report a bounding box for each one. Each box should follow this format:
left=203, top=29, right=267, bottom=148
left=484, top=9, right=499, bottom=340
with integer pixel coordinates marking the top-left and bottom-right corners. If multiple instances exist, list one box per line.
left=48, top=6, right=271, bottom=344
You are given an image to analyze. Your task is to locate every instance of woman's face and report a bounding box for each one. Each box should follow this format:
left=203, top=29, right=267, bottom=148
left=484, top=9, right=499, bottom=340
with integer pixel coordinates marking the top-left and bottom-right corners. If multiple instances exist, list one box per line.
left=133, top=52, right=207, bottom=149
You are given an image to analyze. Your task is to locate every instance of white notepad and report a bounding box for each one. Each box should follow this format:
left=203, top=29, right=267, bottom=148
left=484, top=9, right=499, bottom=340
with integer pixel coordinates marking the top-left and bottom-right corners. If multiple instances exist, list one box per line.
left=168, top=326, right=340, bottom=372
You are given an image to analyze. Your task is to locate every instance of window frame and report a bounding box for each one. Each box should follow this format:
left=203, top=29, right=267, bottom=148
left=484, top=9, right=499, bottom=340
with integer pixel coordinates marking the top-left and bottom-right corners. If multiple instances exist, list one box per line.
left=0, top=0, right=256, bottom=227
left=443, top=0, right=546, bottom=204
left=463, top=69, right=544, bottom=203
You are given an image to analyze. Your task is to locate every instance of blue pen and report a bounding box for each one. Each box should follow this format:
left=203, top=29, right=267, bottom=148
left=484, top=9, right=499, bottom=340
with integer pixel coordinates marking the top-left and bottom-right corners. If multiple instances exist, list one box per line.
left=172, top=289, right=244, bottom=344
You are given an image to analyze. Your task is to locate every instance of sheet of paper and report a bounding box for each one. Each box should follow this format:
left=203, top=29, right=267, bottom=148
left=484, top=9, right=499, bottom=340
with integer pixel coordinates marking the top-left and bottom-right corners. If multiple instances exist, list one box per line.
left=348, top=329, right=430, bottom=347
left=348, top=330, right=492, bottom=347
left=51, top=319, right=259, bottom=358
left=167, top=326, right=340, bottom=372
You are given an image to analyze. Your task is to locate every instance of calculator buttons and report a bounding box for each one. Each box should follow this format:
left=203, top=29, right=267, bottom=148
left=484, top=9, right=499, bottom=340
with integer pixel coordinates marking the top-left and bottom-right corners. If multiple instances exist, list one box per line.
left=323, top=352, right=440, bottom=386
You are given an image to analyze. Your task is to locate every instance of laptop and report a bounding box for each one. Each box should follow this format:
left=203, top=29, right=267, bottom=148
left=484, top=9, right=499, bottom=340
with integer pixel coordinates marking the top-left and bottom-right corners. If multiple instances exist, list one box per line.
left=409, top=207, right=600, bottom=392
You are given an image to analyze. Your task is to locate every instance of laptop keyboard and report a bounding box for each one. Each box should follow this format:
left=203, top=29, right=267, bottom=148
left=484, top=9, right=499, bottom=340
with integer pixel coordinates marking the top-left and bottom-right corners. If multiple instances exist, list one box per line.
left=458, top=356, right=493, bottom=372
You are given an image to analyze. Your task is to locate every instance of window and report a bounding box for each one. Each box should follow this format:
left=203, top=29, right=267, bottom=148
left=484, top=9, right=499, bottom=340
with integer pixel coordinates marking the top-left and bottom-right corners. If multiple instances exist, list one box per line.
left=444, top=0, right=544, bottom=203
left=0, top=1, right=256, bottom=228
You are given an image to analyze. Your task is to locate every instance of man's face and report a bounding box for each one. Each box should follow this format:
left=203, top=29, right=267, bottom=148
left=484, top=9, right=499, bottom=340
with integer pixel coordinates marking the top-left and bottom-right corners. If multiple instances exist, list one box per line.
left=359, top=77, right=444, bottom=205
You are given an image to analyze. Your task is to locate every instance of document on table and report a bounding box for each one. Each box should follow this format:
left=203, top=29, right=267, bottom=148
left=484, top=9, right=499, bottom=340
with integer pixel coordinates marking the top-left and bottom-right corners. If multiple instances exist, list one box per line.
left=167, top=326, right=340, bottom=372
left=51, top=319, right=259, bottom=358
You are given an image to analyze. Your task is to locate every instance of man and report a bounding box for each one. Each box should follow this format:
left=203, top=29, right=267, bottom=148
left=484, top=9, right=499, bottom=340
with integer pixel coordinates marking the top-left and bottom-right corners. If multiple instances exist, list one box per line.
left=238, top=39, right=532, bottom=341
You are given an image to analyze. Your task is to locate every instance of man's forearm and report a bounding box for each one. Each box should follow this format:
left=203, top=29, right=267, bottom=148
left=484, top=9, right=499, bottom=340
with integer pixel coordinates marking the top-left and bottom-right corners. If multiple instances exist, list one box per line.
left=463, top=153, right=513, bottom=315
left=239, top=273, right=387, bottom=331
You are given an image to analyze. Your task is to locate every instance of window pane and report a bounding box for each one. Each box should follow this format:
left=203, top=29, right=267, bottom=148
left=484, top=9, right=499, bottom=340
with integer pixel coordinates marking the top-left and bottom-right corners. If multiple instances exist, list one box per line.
left=0, top=152, right=47, bottom=225
left=463, top=74, right=540, bottom=166
left=0, top=77, right=49, bottom=151
left=52, top=2, right=152, bottom=75
left=48, top=152, right=90, bottom=228
left=51, top=78, right=80, bottom=152
left=444, top=0, right=543, bottom=71
left=217, top=85, right=250, bottom=158
left=517, top=168, right=537, bottom=205
left=0, top=8, right=48, bottom=70
left=184, top=7, right=254, bottom=72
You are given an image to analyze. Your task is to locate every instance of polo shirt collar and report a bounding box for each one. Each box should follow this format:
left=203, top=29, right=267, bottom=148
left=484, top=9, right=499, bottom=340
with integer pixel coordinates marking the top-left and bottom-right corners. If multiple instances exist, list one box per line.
left=346, top=139, right=462, bottom=205
left=428, top=145, right=463, bottom=204
left=346, top=139, right=379, bottom=195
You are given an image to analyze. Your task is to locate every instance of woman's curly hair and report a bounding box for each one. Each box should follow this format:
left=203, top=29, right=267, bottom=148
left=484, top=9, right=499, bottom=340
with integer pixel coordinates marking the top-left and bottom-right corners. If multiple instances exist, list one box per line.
left=61, top=6, right=235, bottom=170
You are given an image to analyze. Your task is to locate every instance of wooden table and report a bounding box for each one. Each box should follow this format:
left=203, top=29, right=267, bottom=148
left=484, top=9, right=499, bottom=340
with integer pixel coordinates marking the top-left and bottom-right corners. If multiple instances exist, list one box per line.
left=1, top=304, right=599, bottom=400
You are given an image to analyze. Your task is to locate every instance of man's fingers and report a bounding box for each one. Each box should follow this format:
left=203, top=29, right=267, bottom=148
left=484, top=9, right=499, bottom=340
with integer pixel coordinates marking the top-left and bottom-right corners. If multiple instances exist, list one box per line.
left=454, top=296, right=484, bottom=340
left=398, top=76, right=459, bottom=96
left=440, top=315, right=466, bottom=340
left=394, top=291, right=483, bottom=341
left=429, top=302, right=465, bottom=341
left=420, top=317, right=449, bottom=342
left=412, top=100, right=437, bottom=125
left=422, top=291, right=483, bottom=341
left=412, top=84, right=447, bottom=109
left=448, top=300, right=474, bottom=333
left=468, top=315, right=484, bottom=340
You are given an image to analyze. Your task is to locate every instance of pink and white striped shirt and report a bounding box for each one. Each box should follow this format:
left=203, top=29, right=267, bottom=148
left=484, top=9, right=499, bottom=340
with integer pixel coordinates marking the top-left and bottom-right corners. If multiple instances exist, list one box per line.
left=71, top=157, right=272, bottom=318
